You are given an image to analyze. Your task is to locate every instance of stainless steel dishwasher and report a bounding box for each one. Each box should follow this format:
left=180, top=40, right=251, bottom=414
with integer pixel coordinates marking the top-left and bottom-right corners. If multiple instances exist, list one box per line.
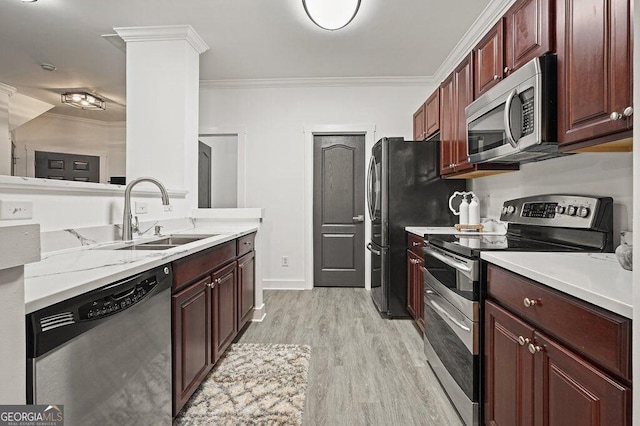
left=26, top=264, right=173, bottom=426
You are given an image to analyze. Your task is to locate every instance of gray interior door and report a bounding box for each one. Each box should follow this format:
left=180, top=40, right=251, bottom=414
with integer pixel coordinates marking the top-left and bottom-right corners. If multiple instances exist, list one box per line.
left=198, top=141, right=212, bottom=208
left=313, top=134, right=365, bottom=287
left=35, top=151, right=99, bottom=182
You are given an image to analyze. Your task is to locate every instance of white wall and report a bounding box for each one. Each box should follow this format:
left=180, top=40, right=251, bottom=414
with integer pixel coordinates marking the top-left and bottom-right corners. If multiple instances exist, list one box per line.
left=200, top=83, right=435, bottom=288
left=471, top=152, right=633, bottom=245
left=13, top=113, right=126, bottom=183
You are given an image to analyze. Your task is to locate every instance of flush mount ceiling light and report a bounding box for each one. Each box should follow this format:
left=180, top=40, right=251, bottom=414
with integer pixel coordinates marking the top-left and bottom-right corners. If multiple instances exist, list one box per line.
left=302, top=0, right=361, bottom=31
left=61, top=92, right=106, bottom=110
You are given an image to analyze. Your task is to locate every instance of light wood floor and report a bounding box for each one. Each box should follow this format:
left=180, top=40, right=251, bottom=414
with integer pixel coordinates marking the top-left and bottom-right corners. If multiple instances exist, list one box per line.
left=237, top=288, right=464, bottom=426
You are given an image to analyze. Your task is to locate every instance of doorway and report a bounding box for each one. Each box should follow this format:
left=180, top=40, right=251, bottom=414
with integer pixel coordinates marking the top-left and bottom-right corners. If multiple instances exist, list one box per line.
left=198, top=135, right=239, bottom=208
left=198, top=141, right=212, bottom=208
left=313, top=134, right=366, bottom=287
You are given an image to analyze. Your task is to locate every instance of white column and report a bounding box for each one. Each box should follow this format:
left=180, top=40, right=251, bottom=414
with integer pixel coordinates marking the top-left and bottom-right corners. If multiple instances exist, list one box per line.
left=0, top=224, right=40, bottom=404
left=0, top=83, right=17, bottom=176
left=114, top=26, right=209, bottom=208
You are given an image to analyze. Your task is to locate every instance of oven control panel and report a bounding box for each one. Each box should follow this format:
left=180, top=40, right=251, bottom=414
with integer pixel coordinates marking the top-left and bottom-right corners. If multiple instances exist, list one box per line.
left=500, top=195, right=612, bottom=229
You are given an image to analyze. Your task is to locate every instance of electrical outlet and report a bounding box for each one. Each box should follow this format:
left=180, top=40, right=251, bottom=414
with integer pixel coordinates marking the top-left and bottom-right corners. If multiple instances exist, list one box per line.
left=135, top=202, right=148, bottom=214
left=0, top=200, right=33, bottom=220
left=281, top=256, right=289, bottom=267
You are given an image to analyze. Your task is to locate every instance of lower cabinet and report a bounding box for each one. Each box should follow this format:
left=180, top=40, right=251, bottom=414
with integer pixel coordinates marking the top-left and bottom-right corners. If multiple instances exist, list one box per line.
left=484, top=265, right=631, bottom=426
left=172, top=276, right=212, bottom=415
left=406, top=233, right=424, bottom=333
left=212, top=262, right=237, bottom=361
left=238, top=250, right=256, bottom=330
left=171, top=232, right=256, bottom=416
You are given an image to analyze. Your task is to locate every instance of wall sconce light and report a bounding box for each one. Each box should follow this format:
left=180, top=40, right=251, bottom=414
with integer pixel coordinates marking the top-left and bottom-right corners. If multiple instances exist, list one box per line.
left=61, top=92, right=106, bottom=110
left=302, top=0, right=361, bottom=31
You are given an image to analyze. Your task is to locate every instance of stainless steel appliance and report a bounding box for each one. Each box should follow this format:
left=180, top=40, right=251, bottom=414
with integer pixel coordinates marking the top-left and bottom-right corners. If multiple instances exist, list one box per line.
left=366, top=137, right=464, bottom=317
left=27, top=265, right=173, bottom=425
left=422, top=194, right=613, bottom=426
left=466, top=53, right=559, bottom=164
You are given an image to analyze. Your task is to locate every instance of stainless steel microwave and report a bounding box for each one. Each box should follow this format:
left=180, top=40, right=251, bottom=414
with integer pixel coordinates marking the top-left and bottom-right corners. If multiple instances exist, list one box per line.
left=465, top=54, right=559, bottom=164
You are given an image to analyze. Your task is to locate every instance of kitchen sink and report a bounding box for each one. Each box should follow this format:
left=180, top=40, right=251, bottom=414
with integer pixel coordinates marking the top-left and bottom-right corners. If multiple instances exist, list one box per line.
left=97, top=234, right=220, bottom=250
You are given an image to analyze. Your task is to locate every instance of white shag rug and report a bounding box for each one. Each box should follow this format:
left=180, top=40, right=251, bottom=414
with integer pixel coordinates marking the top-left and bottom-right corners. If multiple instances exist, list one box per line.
left=174, top=343, right=311, bottom=426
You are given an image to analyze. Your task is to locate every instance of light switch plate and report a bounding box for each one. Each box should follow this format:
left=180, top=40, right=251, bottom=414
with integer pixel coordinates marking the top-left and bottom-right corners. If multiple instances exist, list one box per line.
left=135, top=202, right=148, bottom=214
left=0, top=200, right=33, bottom=220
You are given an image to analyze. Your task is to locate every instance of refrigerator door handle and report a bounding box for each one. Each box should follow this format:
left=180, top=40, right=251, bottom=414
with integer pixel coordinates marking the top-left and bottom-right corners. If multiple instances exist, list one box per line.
left=366, top=243, right=381, bottom=256
left=366, top=156, right=375, bottom=219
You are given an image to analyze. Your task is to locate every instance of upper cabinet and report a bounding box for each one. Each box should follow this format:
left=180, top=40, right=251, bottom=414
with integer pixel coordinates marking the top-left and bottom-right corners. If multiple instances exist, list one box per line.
left=556, top=0, right=633, bottom=150
left=474, top=20, right=505, bottom=98
left=425, top=89, right=440, bottom=138
left=504, top=0, right=553, bottom=76
left=412, top=103, right=426, bottom=141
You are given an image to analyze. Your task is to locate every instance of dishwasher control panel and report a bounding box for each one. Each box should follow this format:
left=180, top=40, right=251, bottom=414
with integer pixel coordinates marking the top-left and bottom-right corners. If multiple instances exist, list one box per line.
left=78, top=277, right=158, bottom=320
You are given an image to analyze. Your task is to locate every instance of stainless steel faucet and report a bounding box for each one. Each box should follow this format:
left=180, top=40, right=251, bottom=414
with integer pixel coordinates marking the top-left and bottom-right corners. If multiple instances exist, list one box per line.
left=122, top=177, right=170, bottom=240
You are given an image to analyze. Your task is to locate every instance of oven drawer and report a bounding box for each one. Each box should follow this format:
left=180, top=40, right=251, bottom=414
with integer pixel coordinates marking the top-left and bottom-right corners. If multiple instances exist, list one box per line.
left=487, top=264, right=631, bottom=381
left=425, top=283, right=479, bottom=354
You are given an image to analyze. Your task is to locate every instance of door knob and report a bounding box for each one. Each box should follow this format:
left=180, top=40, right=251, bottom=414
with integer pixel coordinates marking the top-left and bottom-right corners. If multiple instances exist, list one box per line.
left=352, top=215, right=365, bottom=223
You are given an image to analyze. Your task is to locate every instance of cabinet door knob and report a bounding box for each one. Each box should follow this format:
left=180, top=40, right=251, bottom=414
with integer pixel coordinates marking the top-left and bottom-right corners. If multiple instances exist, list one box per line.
left=493, top=74, right=501, bottom=81
left=412, top=241, right=421, bottom=247
left=503, top=67, right=510, bottom=74
left=624, top=106, right=634, bottom=117
left=610, top=111, right=623, bottom=120
left=528, top=343, right=543, bottom=354
left=517, top=336, right=530, bottom=346
left=523, top=297, right=537, bottom=308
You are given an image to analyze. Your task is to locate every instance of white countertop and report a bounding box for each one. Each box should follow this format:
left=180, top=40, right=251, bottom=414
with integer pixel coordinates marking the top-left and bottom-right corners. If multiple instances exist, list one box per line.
left=481, top=252, right=633, bottom=319
left=24, top=224, right=258, bottom=314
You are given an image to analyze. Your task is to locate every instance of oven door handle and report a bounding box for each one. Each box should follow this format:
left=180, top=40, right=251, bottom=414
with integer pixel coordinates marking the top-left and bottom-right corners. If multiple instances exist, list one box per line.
left=504, top=89, right=519, bottom=148
left=428, top=298, right=471, bottom=332
left=423, top=246, right=472, bottom=273
left=366, top=243, right=381, bottom=256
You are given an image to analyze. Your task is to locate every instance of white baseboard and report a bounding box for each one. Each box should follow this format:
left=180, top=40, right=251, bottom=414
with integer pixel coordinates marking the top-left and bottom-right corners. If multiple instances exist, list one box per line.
left=251, top=303, right=266, bottom=322
left=262, top=279, right=311, bottom=290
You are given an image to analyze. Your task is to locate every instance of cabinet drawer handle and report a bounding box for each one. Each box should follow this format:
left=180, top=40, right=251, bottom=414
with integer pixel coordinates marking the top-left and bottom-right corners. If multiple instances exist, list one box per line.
left=528, top=343, right=543, bottom=354
left=412, top=241, right=421, bottom=247
left=517, top=336, right=530, bottom=346
left=523, top=297, right=538, bottom=308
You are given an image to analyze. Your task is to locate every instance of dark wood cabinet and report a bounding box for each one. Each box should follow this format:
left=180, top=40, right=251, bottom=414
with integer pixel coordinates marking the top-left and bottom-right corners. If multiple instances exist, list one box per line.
left=172, top=276, right=212, bottom=415
left=504, top=0, right=553, bottom=76
left=485, top=301, right=535, bottom=426
left=425, top=89, right=440, bottom=138
left=171, top=232, right=257, bottom=416
left=439, top=73, right=456, bottom=175
left=440, top=54, right=476, bottom=176
left=406, top=233, right=424, bottom=333
left=212, top=261, right=238, bottom=361
left=237, top=250, right=255, bottom=331
left=484, top=265, right=632, bottom=426
left=474, top=19, right=504, bottom=98
left=556, top=0, right=632, bottom=150
left=413, top=103, right=426, bottom=141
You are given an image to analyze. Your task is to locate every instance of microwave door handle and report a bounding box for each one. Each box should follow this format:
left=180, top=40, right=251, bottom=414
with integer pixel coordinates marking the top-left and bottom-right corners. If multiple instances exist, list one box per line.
left=504, top=89, right=519, bottom=148
left=424, top=246, right=472, bottom=273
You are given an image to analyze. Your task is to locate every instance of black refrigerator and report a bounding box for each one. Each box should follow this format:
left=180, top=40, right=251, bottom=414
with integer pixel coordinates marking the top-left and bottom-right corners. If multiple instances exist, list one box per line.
left=367, top=137, right=465, bottom=317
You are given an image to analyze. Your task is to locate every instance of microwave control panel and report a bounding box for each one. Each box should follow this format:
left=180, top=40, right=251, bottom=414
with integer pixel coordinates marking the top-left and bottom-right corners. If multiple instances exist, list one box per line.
left=520, top=88, right=535, bottom=137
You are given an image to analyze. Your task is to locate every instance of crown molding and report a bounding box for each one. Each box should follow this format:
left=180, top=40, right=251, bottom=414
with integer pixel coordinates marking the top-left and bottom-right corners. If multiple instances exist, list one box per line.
left=200, top=76, right=436, bottom=89
left=113, top=25, right=209, bottom=54
left=0, top=82, right=17, bottom=97
left=432, top=0, right=516, bottom=84
left=43, top=112, right=125, bottom=127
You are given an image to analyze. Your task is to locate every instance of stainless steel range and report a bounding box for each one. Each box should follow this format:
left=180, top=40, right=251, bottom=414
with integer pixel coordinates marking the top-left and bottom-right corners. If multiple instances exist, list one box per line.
left=422, top=194, right=613, bottom=426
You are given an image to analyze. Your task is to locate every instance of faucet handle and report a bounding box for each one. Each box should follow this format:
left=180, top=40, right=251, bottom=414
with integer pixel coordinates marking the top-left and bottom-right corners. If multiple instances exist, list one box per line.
left=155, top=225, right=163, bottom=236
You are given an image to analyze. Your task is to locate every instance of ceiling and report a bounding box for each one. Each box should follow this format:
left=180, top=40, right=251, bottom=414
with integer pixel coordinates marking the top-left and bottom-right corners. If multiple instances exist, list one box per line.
left=0, top=0, right=491, bottom=122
